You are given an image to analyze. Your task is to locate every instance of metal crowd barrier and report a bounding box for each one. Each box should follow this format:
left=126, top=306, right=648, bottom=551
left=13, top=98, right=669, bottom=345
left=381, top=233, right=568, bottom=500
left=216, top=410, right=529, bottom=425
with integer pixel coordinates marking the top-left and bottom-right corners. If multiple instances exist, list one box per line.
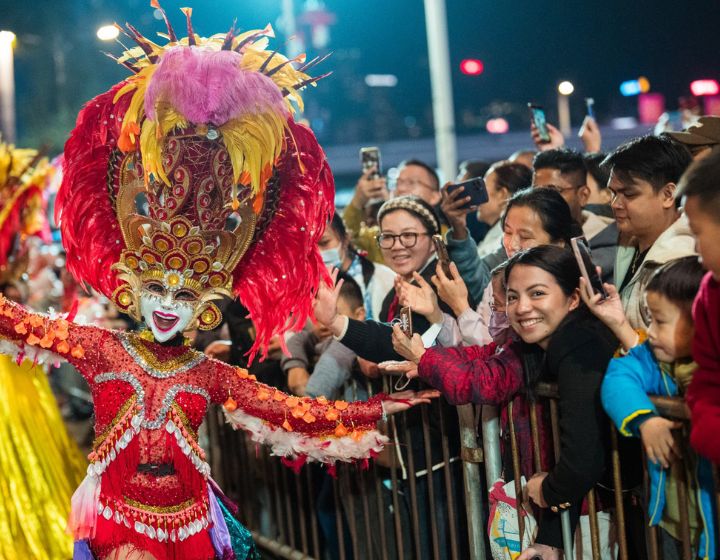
left=206, top=383, right=486, bottom=560
left=205, top=382, right=720, bottom=560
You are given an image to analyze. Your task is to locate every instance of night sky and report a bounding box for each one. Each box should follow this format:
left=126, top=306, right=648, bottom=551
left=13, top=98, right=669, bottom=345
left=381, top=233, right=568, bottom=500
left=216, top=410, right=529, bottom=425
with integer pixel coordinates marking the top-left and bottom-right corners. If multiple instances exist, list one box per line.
left=3, top=0, right=720, bottom=151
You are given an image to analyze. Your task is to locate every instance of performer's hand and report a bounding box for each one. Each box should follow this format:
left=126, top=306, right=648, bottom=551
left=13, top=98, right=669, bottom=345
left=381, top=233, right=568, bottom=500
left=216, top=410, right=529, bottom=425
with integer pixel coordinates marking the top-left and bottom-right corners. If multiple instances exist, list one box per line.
left=391, top=324, right=426, bottom=364
left=382, top=389, right=440, bottom=415
left=313, top=267, right=343, bottom=328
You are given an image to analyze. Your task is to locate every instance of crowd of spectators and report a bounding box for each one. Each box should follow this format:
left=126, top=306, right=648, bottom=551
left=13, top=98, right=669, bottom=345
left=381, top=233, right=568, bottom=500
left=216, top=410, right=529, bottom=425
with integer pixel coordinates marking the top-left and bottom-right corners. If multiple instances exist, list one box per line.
left=198, top=114, right=720, bottom=560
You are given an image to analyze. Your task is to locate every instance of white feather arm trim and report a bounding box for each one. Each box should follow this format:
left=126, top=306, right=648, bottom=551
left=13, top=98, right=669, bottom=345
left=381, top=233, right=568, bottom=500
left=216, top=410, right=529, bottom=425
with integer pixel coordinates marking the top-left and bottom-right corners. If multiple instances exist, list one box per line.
left=223, top=407, right=389, bottom=465
left=0, top=338, right=65, bottom=367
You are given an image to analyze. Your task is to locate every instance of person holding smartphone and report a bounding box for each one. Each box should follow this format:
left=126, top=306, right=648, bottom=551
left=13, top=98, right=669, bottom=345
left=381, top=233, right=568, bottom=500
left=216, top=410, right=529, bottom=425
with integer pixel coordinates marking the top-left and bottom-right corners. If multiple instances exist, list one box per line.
left=343, top=159, right=444, bottom=265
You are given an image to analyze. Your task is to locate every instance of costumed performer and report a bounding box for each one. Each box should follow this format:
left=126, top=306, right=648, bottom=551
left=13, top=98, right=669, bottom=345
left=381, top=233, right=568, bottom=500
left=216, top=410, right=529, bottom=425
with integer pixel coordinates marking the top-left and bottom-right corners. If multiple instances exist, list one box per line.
left=0, top=5, right=435, bottom=560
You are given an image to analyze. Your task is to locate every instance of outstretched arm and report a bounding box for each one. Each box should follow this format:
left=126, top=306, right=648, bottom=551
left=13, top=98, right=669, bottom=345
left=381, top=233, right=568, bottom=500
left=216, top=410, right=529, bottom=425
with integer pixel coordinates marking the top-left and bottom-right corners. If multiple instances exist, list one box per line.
left=0, top=293, right=107, bottom=378
left=207, top=357, right=437, bottom=467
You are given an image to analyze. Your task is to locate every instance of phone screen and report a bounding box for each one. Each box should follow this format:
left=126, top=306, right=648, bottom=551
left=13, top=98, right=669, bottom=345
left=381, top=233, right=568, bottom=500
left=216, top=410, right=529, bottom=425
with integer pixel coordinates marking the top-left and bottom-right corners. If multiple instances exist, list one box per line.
left=432, top=235, right=452, bottom=277
left=585, top=97, right=595, bottom=119
left=571, top=236, right=607, bottom=299
left=446, top=176, right=489, bottom=209
left=360, top=147, right=382, bottom=180
left=398, top=306, right=413, bottom=338
left=528, top=104, right=551, bottom=143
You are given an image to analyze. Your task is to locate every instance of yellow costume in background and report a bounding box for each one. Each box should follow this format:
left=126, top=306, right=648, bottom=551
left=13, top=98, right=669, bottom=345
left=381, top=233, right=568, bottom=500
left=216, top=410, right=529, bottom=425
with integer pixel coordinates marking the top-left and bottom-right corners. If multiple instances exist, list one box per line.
left=0, top=355, right=86, bottom=559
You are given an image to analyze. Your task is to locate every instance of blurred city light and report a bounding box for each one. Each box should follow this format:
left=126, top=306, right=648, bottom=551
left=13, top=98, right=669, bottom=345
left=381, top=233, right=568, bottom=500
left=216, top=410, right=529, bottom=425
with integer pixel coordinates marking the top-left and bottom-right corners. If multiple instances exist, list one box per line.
left=96, top=25, right=119, bottom=41
left=557, top=81, right=574, bottom=95
left=620, top=77, right=651, bottom=97
left=690, top=79, right=720, bottom=96
left=486, top=118, right=509, bottom=134
left=364, top=74, right=398, bottom=88
left=0, top=30, right=16, bottom=142
left=459, top=59, right=484, bottom=76
left=611, top=117, right=639, bottom=130
left=0, top=30, right=16, bottom=47
left=620, top=80, right=641, bottom=96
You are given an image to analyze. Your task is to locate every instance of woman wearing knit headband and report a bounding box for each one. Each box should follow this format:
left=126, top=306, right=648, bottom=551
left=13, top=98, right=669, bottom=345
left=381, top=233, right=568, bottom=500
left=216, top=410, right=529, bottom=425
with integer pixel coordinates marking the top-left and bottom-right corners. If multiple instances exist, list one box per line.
left=315, top=194, right=466, bottom=559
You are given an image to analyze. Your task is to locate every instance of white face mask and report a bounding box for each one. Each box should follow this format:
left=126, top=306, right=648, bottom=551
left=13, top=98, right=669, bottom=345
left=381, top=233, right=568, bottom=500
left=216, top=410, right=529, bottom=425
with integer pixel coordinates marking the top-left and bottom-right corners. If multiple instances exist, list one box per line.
left=139, top=288, right=197, bottom=343
left=321, top=247, right=342, bottom=269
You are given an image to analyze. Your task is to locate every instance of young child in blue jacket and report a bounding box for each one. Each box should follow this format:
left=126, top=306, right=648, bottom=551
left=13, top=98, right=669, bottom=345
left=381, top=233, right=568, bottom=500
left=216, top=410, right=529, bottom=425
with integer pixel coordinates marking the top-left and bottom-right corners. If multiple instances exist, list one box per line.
left=581, top=256, right=715, bottom=559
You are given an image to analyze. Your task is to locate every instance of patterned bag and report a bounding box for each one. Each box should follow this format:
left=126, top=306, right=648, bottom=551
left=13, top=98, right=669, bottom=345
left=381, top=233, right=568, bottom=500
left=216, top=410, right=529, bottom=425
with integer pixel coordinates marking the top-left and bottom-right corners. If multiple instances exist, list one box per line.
left=488, top=477, right=538, bottom=560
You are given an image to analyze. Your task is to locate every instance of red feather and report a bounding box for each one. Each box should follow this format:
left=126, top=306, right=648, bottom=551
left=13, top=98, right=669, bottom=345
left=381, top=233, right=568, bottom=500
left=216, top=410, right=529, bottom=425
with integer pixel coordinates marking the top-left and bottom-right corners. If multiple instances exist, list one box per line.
left=233, top=119, right=334, bottom=363
left=55, top=83, right=131, bottom=299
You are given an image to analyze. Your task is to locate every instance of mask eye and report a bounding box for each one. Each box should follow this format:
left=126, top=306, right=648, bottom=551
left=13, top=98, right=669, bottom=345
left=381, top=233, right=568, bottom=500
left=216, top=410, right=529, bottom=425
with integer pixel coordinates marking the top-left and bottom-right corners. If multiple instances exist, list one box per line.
left=175, top=289, right=198, bottom=302
left=145, top=282, right=165, bottom=295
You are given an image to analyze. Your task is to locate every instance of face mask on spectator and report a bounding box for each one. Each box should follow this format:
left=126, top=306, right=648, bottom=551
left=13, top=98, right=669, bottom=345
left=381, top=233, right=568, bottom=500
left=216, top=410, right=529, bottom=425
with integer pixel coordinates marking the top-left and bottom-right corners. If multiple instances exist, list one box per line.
left=488, top=309, right=511, bottom=340
left=321, top=247, right=342, bottom=268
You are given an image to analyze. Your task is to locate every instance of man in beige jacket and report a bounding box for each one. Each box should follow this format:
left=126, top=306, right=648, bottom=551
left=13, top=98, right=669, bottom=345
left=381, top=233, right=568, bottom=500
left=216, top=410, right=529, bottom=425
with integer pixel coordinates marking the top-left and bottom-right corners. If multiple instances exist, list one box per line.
left=603, top=135, right=696, bottom=329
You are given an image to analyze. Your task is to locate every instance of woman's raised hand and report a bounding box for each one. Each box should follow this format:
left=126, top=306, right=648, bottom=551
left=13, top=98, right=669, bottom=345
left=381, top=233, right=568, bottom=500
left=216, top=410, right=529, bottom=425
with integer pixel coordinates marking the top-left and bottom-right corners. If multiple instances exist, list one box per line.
left=432, top=261, right=470, bottom=317
left=397, top=272, right=442, bottom=323
left=391, top=324, right=426, bottom=364
left=579, top=277, right=639, bottom=351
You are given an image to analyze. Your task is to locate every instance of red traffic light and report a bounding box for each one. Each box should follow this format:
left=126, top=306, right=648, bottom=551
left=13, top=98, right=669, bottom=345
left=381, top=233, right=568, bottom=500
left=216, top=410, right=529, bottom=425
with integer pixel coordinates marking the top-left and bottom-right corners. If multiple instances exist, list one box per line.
left=690, top=79, right=719, bottom=97
left=460, top=59, right=484, bottom=76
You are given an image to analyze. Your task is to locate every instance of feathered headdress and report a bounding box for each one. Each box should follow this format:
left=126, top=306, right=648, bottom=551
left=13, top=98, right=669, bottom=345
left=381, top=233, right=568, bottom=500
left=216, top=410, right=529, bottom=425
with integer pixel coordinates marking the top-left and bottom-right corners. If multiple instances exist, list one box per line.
left=0, top=138, right=51, bottom=284
left=55, top=3, right=334, bottom=359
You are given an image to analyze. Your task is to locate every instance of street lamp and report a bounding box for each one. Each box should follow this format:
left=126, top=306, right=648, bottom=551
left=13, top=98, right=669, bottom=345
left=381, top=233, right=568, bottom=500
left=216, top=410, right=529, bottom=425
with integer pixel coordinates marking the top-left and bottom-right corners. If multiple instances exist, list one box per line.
left=0, top=30, right=16, bottom=142
left=97, top=25, right=119, bottom=41
left=557, top=80, right=574, bottom=136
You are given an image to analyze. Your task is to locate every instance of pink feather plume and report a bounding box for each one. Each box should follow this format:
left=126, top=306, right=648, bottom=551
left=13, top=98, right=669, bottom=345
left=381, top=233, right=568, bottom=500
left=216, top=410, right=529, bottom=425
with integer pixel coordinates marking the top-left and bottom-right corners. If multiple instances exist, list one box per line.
left=145, top=47, right=288, bottom=124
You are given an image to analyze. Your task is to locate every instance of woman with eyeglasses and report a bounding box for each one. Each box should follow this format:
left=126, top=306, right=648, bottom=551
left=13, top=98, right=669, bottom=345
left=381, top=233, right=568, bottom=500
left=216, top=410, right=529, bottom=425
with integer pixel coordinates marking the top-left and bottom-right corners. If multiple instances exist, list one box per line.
left=315, top=195, right=457, bottom=361
left=315, top=195, right=466, bottom=560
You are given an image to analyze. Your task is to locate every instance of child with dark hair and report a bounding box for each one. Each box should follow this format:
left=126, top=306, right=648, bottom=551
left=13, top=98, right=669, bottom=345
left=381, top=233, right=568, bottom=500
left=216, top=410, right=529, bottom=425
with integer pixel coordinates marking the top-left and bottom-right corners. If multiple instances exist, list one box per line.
left=678, top=149, right=720, bottom=467
left=583, top=256, right=715, bottom=559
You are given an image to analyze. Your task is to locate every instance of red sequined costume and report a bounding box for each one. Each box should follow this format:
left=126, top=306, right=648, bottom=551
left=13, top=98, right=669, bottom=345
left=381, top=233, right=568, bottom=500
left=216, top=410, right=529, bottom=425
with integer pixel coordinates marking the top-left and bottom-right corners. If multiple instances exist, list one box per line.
left=0, top=5, right=388, bottom=559
left=0, top=298, right=385, bottom=558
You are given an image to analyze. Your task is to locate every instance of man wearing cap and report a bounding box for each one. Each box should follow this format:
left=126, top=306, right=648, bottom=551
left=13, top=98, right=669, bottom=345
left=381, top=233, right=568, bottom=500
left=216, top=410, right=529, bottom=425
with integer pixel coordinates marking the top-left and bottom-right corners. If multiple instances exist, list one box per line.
left=668, top=116, right=720, bottom=160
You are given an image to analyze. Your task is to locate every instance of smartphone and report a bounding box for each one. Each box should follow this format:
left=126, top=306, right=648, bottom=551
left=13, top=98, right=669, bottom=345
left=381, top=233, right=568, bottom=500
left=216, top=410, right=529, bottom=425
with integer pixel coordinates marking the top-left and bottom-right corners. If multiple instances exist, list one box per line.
left=571, top=236, right=607, bottom=300
left=360, top=147, right=382, bottom=180
left=432, top=234, right=453, bottom=277
left=585, top=97, right=595, bottom=119
left=446, top=176, right=489, bottom=209
left=399, top=306, right=413, bottom=338
left=528, top=103, right=551, bottom=143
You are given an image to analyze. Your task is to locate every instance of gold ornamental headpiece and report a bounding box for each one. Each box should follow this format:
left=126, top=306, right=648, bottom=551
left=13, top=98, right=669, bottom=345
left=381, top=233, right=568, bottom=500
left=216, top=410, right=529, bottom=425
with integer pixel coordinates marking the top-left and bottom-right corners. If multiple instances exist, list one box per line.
left=57, top=2, right=335, bottom=354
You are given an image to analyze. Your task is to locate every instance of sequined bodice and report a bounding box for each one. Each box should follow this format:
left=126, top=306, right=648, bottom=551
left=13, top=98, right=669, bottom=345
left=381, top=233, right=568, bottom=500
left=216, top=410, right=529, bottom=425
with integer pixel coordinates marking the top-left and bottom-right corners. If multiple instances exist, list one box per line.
left=90, top=333, right=213, bottom=444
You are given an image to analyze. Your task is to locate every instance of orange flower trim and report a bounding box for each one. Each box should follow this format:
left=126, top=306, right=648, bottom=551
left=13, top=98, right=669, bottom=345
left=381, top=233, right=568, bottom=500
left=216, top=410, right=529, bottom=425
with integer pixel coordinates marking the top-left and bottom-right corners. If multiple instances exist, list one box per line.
left=224, top=397, right=238, bottom=412
left=9, top=313, right=85, bottom=359
left=256, top=388, right=271, bottom=401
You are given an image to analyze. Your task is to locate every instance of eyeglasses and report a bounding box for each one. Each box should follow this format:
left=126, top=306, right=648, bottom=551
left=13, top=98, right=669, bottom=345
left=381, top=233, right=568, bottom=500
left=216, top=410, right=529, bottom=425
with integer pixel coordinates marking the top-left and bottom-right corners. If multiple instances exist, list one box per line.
left=538, top=183, right=584, bottom=194
left=396, top=178, right=436, bottom=191
left=376, top=232, right=430, bottom=249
